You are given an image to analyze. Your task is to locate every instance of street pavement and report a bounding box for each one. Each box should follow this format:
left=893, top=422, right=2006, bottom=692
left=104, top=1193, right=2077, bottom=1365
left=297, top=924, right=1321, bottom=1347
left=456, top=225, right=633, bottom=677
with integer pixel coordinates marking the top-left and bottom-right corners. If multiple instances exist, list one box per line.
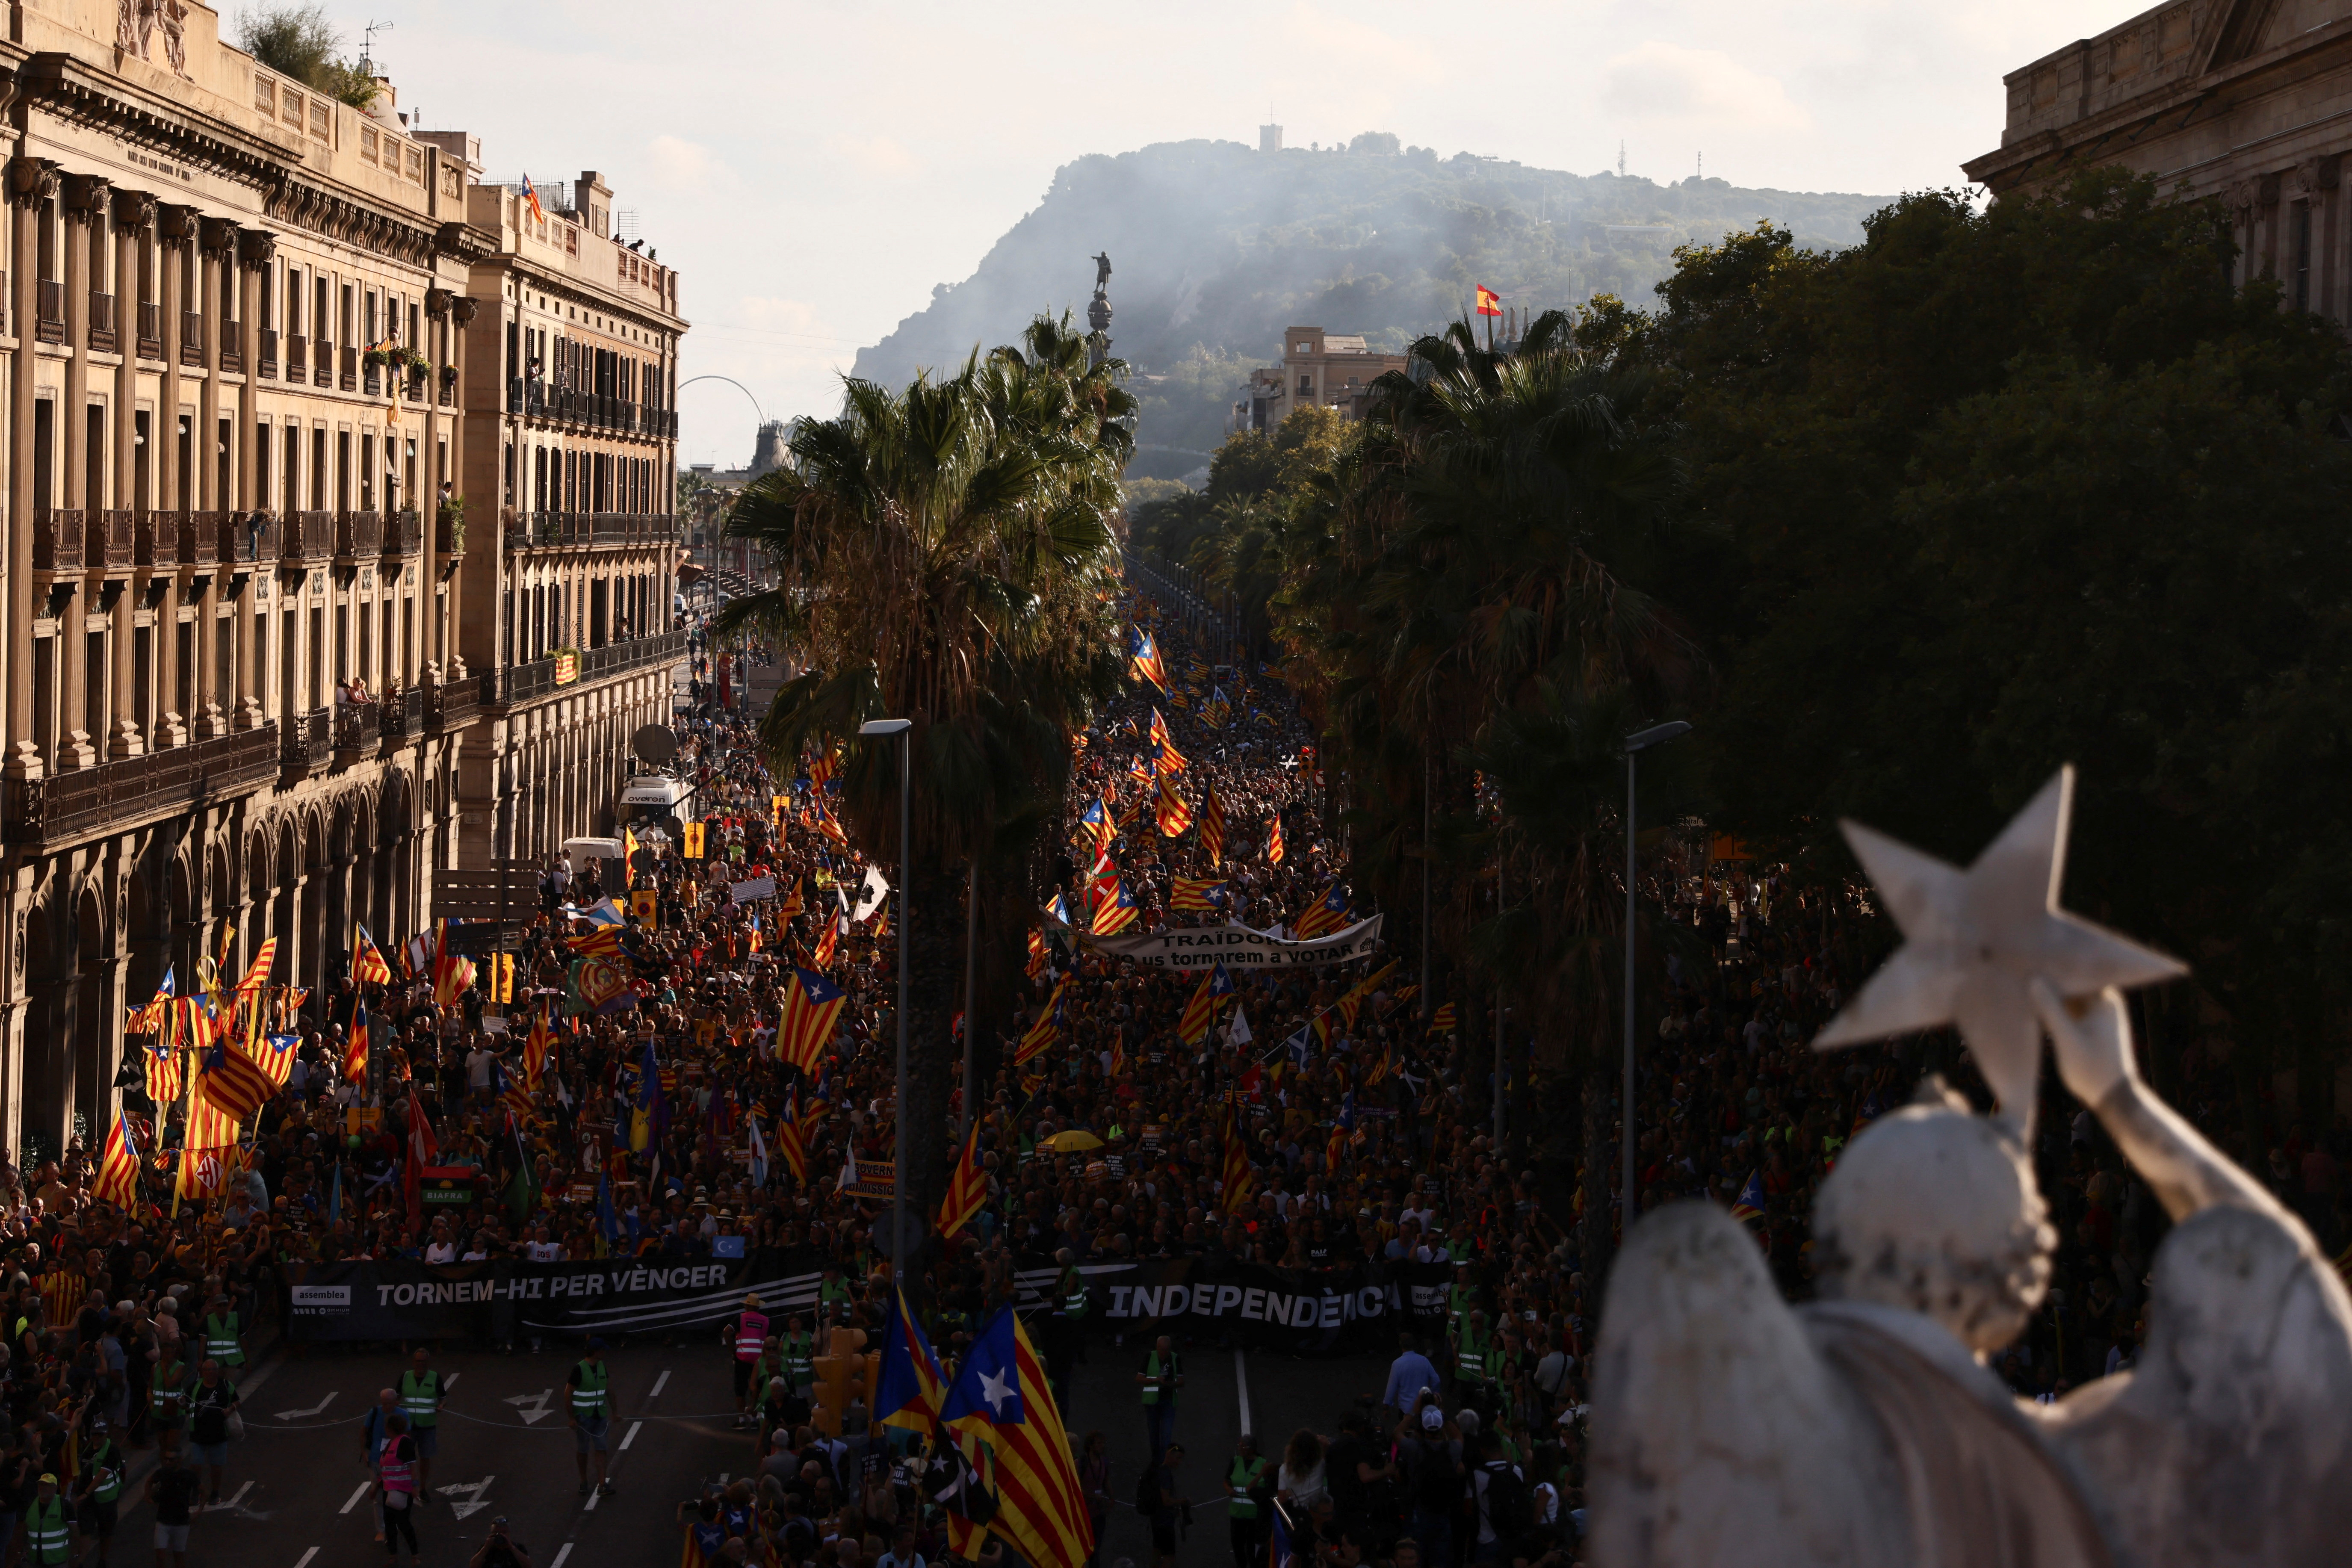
left=91, top=1332, right=1379, bottom=1568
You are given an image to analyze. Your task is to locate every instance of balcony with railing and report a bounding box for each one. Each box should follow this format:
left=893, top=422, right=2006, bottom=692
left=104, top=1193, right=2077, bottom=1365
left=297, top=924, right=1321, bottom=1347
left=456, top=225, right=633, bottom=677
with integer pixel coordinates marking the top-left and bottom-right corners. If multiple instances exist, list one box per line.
left=381, top=686, right=425, bottom=747
left=282, top=511, right=335, bottom=561
left=362, top=362, right=380, bottom=396
left=133, top=511, right=162, bottom=567
left=281, top=706, right=331, bottom=776
left=313, top=337, right=334, bottom=384
left=335, top=510, right=382, bottom=560
left=87, top=291, right=115, bottom=353
left=521, top=513, right=681, bottom=551
left=333, top=701, right=379, bottom=758
left=382, top=510, right=422, bottom=557
left=172, top=511, right=215, bottom=568
left=136, top=301, right=162, bottom=360
left=223, top=511, right=276, bottom=566
left=6, top=723, right=279, bottom=848
left=258, top=327, right=279, bottom=378
left=100, top=509, right=136, bottom=570
left=219, top=322, right=241, bottom=374
left=285, top=331, right=306, bottom=384
left=35, top=280, right=63, bottom=345
left=482, top=628, right=686, bottom=711
left=180, top=310, right=205, bottom=367
left=340, top=344, right=358, bottom=391
left=423, top=676, right=479, bottom=735
left=33, top=510, right=86, bottom=573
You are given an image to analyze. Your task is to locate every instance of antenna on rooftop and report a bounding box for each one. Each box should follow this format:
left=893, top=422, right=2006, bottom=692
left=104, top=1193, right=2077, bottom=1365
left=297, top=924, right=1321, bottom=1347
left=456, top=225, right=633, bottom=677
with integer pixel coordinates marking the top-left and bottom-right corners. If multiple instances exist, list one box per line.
left=360, top=18, right=393, bottom=76
left=1697, top=151, right=1703, bottom=180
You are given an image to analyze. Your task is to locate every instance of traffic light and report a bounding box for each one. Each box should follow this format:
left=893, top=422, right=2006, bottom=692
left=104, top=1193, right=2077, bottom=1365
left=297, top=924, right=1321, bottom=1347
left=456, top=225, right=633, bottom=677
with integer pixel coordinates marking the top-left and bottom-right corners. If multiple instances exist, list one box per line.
left=810, top=1324, right=872, bottom=1437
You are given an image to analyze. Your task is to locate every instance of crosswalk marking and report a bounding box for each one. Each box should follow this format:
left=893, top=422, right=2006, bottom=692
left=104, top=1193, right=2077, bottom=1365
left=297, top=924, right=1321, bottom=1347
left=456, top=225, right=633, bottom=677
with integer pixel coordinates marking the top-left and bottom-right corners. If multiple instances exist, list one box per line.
left=339, top=1482, right=371, bottom=1516
left=294, top=1550, right=319, bottom=1568
left=649, top=1369, right=670, bottom=1398
left=620, top=1420, right=642, bottom=1450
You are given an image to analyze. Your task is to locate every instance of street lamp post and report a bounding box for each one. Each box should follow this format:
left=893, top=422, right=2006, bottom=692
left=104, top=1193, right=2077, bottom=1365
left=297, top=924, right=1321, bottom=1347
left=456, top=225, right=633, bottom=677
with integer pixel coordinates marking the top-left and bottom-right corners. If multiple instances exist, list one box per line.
left=1622, top=720, right=1692, bottom=1231
left=860, top=716, right=915, bottom=1283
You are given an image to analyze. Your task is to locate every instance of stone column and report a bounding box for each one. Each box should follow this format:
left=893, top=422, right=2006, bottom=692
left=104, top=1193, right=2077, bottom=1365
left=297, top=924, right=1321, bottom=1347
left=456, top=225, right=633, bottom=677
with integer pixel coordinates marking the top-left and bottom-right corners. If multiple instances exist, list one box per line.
left=58, top=174, right=106, bottom=771
left=6, top=160, right=57, bottom=785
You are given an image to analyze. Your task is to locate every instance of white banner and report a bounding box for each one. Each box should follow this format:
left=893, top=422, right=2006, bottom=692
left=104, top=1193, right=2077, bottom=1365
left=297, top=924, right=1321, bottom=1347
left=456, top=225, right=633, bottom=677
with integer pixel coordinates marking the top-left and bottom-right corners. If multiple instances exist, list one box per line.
left=729, top=877, right=778, bottom=904
left=1080, top=915, right=1384, bottom=970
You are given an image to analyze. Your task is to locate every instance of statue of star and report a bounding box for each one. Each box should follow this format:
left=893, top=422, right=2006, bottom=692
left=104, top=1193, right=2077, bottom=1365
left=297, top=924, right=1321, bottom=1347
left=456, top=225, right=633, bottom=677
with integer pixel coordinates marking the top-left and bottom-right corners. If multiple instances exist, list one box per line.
left=1814, top=765, right=2184, bottom=1134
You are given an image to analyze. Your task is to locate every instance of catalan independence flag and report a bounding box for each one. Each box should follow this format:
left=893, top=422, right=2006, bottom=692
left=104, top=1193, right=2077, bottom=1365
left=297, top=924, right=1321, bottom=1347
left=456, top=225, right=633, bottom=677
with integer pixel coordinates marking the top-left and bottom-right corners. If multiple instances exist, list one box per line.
left=1199, top=782, right=1226, bottom=867
left=877, top=1287, right=950, bottom=1433
left=1176, top=963, right=1235, bottom=1046
left=1729, top=1169, right=1766, bottom=1223
left=351, top=924, right=393, bottom=986
left=1169, top=877, right=1224, bottom=912
left=1128, top=627, right=1167, bottom=694
left=1089, top=880, right=1139, bottom=937
left=93, top=1109, right=140, bottom=1209
left=943, top=1309, right=1093, bottom=1568
left=1429, top=1002, right=1457, bottom=1035
left=777, top=967, right=848, bottom=1072
left=936, top=1123, right=989, bottom=1239
left=1266, top=815, right=1285, bottom=865
left=1148, top=710, right=1186, bottom=774
left=345, top=999, right=372, bottom=1084
left=1291, top=882, right=1352, bottom=940
left=1013, top=977, right=1068, bottom=1067
left=1152, top=774, right=1192, bottom=838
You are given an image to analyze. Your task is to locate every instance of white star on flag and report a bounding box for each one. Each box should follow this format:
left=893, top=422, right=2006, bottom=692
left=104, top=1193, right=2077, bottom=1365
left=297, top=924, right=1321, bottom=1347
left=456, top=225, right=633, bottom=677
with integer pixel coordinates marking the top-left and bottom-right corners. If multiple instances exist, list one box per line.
left=980, top=1366, right=1013, bottom=1415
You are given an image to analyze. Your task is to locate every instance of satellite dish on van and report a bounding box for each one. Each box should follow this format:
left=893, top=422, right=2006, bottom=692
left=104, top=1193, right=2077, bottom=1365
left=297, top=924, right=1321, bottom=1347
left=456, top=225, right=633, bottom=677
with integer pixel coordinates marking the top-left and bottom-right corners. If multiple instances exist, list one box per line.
left=632, top=724, right=679, bottom=765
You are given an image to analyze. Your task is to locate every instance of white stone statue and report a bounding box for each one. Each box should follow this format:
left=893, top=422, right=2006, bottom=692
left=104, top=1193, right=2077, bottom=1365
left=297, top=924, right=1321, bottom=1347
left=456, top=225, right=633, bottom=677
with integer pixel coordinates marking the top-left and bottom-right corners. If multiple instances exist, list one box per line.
left=1590, top=768, right=2352, bottom=1568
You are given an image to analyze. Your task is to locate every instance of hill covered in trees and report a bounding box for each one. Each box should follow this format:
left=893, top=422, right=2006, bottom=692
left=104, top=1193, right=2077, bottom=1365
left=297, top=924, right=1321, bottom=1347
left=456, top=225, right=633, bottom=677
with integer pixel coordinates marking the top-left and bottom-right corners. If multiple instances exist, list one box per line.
left=851, top=137, right=1893, bottom=477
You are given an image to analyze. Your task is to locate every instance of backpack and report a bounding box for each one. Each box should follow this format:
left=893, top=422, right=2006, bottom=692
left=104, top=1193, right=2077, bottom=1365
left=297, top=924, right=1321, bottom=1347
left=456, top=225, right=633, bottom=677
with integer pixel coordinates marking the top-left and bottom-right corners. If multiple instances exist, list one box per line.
left=1414, top=1440, right=1459, bottom=1512
left=1480, top=1462, right=1530, bottom=1537
left=1135, top=1464, right=1164, bottom=1516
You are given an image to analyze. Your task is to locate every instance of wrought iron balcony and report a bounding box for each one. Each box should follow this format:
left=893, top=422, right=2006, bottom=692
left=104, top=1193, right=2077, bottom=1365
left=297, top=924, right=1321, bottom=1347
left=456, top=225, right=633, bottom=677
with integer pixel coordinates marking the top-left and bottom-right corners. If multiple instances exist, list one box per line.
left=88, top=290, right=115, bottom=353
left=33, top=509, right=86, bottom=572
left=6, top=724, right=278, bottom=849
left=281, top=706, right=332, bottom=776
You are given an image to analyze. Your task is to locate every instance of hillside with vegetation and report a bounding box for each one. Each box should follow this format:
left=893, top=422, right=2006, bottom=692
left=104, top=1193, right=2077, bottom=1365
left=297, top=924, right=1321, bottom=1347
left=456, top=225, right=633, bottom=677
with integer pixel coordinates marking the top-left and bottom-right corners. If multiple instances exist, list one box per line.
left=852, top=136, right=1894, bottom=478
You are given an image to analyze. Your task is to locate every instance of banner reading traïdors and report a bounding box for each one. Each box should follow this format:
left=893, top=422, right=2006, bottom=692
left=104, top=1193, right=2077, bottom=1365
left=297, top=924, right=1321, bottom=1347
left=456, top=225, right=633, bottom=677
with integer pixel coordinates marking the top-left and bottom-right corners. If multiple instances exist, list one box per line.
left=1076, top=915, right=1385, bottom=970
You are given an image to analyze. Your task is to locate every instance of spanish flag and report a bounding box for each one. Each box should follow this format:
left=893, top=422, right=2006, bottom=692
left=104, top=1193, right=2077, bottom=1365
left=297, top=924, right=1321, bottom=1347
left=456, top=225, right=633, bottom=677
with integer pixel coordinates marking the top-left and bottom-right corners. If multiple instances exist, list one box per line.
left=1475, top=284, right=1503, bottom=317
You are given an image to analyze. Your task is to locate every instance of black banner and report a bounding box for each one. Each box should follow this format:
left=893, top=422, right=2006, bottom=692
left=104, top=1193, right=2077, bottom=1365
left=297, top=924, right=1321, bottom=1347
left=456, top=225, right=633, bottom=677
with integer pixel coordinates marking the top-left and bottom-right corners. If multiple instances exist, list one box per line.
left=287, top=1248, right=830, bottom=1342
left=1015, top=1256, right=1454, bottom=1353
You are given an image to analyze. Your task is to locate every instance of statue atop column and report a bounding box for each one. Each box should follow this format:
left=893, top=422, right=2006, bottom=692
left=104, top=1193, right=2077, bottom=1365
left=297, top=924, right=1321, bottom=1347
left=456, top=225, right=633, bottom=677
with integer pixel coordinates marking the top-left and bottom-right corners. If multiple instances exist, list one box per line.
left=1086, top=251, right=1112, bottom=361
left=1590, top=766, right=2352, bottom=1568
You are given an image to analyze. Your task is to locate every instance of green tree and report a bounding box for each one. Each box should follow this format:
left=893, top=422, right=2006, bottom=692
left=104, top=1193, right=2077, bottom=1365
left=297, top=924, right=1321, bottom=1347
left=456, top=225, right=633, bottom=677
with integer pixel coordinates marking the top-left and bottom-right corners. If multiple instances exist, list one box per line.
left=236, top=3, right=381, bottom=108
left=714, top=314, right=1133, bottom=1236
left=1632, top=169, right=2352, bottom=1138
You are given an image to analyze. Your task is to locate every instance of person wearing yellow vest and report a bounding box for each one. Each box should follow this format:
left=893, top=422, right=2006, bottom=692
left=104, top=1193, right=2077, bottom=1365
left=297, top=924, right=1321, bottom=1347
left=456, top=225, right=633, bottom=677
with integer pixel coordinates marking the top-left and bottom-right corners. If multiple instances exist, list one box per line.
left=398, top=1347, right=447, bottom=1502
left=726, top=1293, right=770, bottom=1428
left=1224, top=1433, right=1271, bottom=1568
left=22, top=1472, right=69, bottom=1567
left=72, top=1417, right=124, bottom=1568
left=201, top=1294, right=244, bottom=1372
left=566, top=1338, right=615, bottom=1498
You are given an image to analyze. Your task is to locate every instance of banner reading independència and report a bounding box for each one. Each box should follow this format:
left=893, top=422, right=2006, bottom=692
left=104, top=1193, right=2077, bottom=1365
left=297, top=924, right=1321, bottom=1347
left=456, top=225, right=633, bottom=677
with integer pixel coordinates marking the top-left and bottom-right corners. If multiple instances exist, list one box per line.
left=1016, top=1254, right=1453, bottom=1353
left=1079, top=915, right=1385, bottom=970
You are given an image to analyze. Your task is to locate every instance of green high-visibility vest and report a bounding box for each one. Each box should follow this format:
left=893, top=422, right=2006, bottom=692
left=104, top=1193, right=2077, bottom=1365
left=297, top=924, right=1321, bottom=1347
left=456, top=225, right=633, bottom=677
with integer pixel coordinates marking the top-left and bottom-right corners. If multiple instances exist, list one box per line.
left=85, top=1443, right=123, bottom=1505
left=1227, top=1456, right=1268, bottom=1519
left=204, top=1311, right=245, bottom=1367
left=1457, top=1330, right=1491, bottom=1384
left=1141, top=1350, right=1176, bottom=1405
left=24, top=1497, right=68, bottom=1565
left=1058, top=1269, right=1089, bottom=1319
left=782, top=1332, right=814, bottom=1385
left=1447, top=1284, right=1475, bottom=1331
left=151, top=1365, right=188, bottom=1422
left=570, top=1360, right=610, bottom=1418
left=399, top=1369, right=442, bottom=1428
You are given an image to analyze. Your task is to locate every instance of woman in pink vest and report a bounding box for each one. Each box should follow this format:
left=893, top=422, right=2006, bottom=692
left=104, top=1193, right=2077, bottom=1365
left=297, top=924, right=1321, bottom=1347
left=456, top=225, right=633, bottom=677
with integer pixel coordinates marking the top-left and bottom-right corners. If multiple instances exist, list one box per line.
left=376, top=1411, right=422, bottom=1567
left=729, top=1292, right=770, bottom=1428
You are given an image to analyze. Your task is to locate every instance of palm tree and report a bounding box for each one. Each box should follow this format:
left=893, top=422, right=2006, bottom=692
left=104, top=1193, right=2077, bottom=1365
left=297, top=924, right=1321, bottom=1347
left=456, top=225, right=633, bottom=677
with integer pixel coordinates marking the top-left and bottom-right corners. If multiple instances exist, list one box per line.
left=713, top=314, right=1132, bottom=1236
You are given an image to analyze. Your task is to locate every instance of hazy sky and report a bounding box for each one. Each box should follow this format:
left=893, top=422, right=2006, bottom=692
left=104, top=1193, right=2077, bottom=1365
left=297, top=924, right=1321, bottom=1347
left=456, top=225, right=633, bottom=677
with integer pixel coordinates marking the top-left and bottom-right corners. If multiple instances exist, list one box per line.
left=315, top=0, right=2140, bottom=466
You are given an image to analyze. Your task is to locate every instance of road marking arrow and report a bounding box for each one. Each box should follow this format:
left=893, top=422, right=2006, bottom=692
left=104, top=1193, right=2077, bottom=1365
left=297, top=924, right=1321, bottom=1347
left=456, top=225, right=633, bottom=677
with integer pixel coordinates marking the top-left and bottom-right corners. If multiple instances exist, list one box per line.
left=504, top=1389, right=555, bottom=1425
left=442, top=1476, right=497, bottom=1521
left=275, top=1391, right=337, bottom=1420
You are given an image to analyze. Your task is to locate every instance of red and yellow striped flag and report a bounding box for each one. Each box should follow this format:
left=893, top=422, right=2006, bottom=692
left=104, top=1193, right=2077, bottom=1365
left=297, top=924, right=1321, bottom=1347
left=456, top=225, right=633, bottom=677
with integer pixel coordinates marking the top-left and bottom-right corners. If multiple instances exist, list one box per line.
left=936, top=1124, right=988, bottom=1239
left=1199, top=782, right=1226, bottom=867
left=1152, top=774, right=1192, bottom=838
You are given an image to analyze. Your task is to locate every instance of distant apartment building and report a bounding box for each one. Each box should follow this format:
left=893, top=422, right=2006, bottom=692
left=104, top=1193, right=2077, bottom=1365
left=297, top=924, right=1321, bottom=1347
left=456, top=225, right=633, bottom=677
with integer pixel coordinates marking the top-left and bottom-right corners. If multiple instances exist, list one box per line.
left=1228, top=327, right=1410, bottom=434
left=0, top=5, right=684, bottom=1149
left=1964, top=1, right=2352, bottom=319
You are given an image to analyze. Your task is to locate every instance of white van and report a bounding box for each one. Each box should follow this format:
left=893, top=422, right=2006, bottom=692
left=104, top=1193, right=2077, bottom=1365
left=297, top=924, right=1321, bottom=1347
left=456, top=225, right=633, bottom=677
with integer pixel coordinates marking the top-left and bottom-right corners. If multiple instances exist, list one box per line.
left=616, top=774, right=696, bottom=833
left=562, top=836, right=625, bottom=867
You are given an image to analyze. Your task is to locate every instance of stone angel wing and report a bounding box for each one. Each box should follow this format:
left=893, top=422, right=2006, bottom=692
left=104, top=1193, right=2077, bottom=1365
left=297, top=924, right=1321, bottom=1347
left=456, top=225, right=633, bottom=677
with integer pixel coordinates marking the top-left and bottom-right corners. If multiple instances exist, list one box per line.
left=1590, top=1202, right=1906, bottom=1568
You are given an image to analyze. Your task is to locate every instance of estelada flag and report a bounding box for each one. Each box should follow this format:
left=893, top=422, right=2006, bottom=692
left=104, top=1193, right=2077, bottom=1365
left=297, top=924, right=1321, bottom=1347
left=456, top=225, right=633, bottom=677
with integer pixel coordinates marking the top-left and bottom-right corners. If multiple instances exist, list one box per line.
left=877, top=1287, right=951, bottom=1433
left=1089, top=880, right=1138, bottom=937
left=344, top=1000, right=372, bottom=1084
left=777, top=967, right=848, bottom=1072
left=1025, top=927, right=1052, bottom=980
left=1077, top=797, right=1114, bottom=851
left=813, top=917, right=840, bottom=970
left=351, top=924, right=393, bottom=986
left=93, top=1110, right=140, bottom=1209
left=1267, top=816, right=1286, bottom=865
left=520, top=172, right=547, bottom=224
left=1220, top=1108, right=1256, bottom=1214
left=1128, top=627, right=1168, bottom=694
left=1169, top=877, right=1224, bottom=912
left=1293, top=882, right=1353, bottom=941
left=1152, top=774, right=1192, bottom=838
left=194, top=1035, right=278, bottom=1125
left=941, top=1309, right=1094, bottom=1568
left=1013, top=977, right=1068, bottom=1067
left=1176, top=962, right=1235, bottom=1046
left=780, top=881, right=806, bottom=918
left=1199, top=782, right=1226, bottom=867
left=1730, top=1169, right=1766, bottom=1222
left=1475, top=284, right=1503, bottom=317
left=234, top=939, right=278, bottom=996
left=1149, top=710, right=1186, bottom=773
left=936, top=1125, right=988, bottom=1239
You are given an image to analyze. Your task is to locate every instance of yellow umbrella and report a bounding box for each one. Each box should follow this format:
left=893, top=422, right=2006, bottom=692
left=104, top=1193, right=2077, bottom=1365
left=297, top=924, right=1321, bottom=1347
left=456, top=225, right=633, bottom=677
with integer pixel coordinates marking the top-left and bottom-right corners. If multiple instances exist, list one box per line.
left=1046, top=1130, right=1104, bottom=1153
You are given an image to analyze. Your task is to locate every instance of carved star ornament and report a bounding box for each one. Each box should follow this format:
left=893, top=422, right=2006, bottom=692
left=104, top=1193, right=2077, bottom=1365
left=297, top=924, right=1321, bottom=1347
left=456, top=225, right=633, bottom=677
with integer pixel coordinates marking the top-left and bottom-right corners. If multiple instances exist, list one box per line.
left=1813, top=766, right=2185, bottom=1136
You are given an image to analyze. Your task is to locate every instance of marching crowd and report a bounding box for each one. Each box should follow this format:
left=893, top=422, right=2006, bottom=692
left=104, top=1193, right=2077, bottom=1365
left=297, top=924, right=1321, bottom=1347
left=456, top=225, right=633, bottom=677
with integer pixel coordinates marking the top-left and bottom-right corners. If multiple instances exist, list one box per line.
left=0, top=584, right=2330, bottom=1568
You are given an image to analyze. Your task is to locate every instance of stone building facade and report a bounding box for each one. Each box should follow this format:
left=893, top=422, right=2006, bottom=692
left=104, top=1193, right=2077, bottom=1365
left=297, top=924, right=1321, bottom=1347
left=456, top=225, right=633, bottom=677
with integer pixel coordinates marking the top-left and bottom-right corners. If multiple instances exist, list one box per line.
left=448, top=165, right=684, bottom=873
left=1228, top=326, right=1411, bottom=434
left=0, top=2, right=683, bottom=1154
left=1965, top=1, right=2352, bottom=318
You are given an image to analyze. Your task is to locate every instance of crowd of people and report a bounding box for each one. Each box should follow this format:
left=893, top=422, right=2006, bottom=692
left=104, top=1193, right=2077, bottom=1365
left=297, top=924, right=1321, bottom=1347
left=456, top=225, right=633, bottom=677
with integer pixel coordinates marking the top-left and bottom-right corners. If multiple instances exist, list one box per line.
left=0, top=583, right=2334, bottom=1568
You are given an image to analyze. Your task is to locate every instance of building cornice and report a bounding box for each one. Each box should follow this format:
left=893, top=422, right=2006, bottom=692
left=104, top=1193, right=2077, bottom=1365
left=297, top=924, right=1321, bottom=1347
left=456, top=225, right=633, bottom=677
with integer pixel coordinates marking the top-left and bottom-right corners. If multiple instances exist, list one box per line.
left=20, top=50, right=300, bottom=189
left=478, top=234, right=687, bottom=333
left=1965, top=16, right=2352, bottom=192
